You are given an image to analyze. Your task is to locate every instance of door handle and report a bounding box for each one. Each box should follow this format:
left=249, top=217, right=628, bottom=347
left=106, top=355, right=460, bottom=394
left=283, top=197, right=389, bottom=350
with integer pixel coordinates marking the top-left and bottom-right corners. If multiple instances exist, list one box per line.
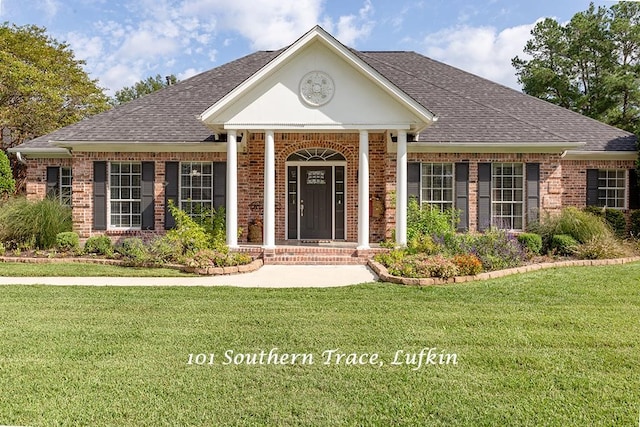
left=300, top=200, right=304, bottom=217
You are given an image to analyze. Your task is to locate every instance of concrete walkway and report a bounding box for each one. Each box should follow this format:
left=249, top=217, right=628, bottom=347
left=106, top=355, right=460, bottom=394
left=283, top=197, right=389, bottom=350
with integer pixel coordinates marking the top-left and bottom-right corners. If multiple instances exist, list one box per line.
left=0, top=265, right=379, bottom=288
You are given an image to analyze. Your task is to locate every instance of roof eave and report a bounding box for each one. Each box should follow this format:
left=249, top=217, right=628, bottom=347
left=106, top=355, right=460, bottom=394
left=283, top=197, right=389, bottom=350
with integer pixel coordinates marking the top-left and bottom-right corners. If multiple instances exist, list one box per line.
left=399, top=141, right=586, bottom=154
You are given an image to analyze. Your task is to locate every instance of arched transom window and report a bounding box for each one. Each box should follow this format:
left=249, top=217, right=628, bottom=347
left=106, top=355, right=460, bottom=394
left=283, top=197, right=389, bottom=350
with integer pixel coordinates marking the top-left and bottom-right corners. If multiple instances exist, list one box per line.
left=287, top=148, right=346, bottom=162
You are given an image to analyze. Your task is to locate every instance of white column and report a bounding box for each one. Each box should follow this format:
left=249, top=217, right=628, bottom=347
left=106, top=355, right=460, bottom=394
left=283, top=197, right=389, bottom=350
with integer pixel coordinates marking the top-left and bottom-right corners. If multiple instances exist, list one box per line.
left=263, top=130, right=276, bottom=248
left=396, top=130, right=408, bottom=246
left=226, top=130, right=238, bottom=248
left=357, top=130, right=370, bottom=250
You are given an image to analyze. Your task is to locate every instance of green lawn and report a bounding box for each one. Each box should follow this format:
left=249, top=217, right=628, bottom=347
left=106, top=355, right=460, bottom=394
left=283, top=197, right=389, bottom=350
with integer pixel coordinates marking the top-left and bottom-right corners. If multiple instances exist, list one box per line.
left=0, top=262, right=195, bottom=277
left=1, top=263, right=639, bottom=426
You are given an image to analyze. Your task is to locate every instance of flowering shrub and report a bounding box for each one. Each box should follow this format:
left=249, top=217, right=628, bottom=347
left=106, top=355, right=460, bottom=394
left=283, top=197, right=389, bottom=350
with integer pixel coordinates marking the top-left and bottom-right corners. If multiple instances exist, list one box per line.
left=452, top=254, right=483, bottom=276
left=444, top=229, right=525, bottom=271
left=380, top=253, right=459, bottom=279
left=186, top=249, right=252, bottom=268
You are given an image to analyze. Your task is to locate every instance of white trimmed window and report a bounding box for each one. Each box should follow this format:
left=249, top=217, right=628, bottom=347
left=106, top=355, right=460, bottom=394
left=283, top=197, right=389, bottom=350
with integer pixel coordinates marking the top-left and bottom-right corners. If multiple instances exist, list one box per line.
left=47, top=166, right=72, bottom=206
left=60, top=167, right=72, bottom=206
left=598, top=169, right=627, bottom=209
left=421, top=163, right=454, bottom=210
left=492, top=163, right=524, bottom=230
left=109, top=162, right=142, bottom=229
left=180, top=162, right=214, bottom=216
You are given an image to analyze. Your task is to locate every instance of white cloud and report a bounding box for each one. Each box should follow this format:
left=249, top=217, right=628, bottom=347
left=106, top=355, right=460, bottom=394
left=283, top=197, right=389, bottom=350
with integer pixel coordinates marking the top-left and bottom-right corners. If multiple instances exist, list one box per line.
left=41, top=0, right=60, bottom=19
left=178, top=67, right=201, bottom=81
left=328, top=0, right=375, bottom=46
left=422, top=23, right=535, bottom=90
left=65, top=32, right=104, bottom=62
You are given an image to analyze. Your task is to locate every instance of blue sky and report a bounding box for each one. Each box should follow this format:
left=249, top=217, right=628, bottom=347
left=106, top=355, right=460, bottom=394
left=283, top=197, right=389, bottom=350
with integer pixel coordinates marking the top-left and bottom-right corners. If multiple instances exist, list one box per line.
left=0, top=0, right=620, bottom=95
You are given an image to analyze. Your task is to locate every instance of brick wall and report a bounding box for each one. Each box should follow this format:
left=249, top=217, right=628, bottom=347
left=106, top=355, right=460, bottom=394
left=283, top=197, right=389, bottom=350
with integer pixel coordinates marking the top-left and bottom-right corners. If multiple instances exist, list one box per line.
left=24, top=158, right=73, bottom=200
left=562, top=159, right=636, bottom=208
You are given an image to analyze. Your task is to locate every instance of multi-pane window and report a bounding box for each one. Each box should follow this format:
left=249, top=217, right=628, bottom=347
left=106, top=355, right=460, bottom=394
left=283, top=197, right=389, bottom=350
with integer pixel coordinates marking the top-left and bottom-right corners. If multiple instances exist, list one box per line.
left=60, top=167, right=72, bottom=206
left=421, top=163, right=454, bottom=210
left=492, top=163, right=524, bottom=230
left=180, top=162, right=213, bottom=216
left=109, top=162, right=142, bottom=228
left=598, top=170, right=626, bottom=209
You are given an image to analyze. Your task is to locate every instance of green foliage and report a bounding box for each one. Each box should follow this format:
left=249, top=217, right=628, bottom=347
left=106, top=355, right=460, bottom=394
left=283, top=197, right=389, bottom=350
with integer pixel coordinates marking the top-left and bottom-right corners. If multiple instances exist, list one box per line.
left=406, top=198, right=459, bottom=241
left=575, top=234, right=626, bottom=259
left=551, top=234, right=579, bottom=256
left=630, top=210, right=640, bottom=238
left=442, top=230, right=525, bottom=271
left=147, top=234, right=184, bottom=264
left=185, top=249, right=252, bottom=269
left=584, top=206, right=627, bottom=238
left=534, top=207, right=614, bottom=249
left=115, top=238, right=149, bottom=266
left=452, top=254, right=484, bottom=276
left=0, top=24, right=110, bottom=149
left=406, top=234, right=440, bottom=255
left=383, top=253, right=459, bottom=279
left=512, top=3, right=640, bottom=134
left=166, top=201, right=215, bottom=256
left=55, top=231, right=79, bottom=253
left=83, top=235, right=113, bottom=257
left=0, top=242, right=5, bottom=256
left=0, top=197, right=71, bottom=249
left=517, top=233, right=543, bottom=256
left=0, top=151, right=15, bottom=196
left=111, top=74, right=178, bottom=106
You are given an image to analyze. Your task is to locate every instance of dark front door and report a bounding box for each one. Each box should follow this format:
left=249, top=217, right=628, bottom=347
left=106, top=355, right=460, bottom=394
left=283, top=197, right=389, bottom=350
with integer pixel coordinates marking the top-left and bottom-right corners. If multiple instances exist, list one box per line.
left=300, top=166, right=332, bottom=239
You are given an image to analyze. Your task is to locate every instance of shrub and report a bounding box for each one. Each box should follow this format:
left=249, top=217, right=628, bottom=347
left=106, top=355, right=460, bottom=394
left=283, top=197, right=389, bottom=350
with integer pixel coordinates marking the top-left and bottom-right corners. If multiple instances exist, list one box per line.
left=517, top=233, right=542, bottom=256
left=535, top=207, right=613, bottom=247
left=167, top=201, right=219, bottom=256
left=115, top=237, right=149, bottom=266
left=374, top=249, right=406, bottom=268
left=148, top=234, right=184, bottom=264
left=0, top=150, right=15, bottom=196
left=551, top=234, right=579, bottom=256
left=443, top=229, right=525, bottom=271
left=406, top=234, right=440, bottom=255
left=186, top=249, right=252, bottom=268
left=56, top=232, right=80, bottom=252
left=630, top=210, right=640, bottom=239
left=407, top=198, right=459, bottom=241
left=0, top=242, right=5, bottom=256
left=0, top=197, right=71, bottom=249
left=584, top=206, right=627, bottom=238
left=452, top=254, right=483, bottom=276
left=575, top=234, right=626, bottom=260
left=83, top=235, right=114, bottom=256
left=384, top=253, right=459, bottom=279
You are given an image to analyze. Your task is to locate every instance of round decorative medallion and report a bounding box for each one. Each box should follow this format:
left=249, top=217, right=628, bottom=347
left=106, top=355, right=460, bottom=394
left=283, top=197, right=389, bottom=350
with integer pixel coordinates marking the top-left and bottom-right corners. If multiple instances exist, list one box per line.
left=300, top=71, right=334, bottom=106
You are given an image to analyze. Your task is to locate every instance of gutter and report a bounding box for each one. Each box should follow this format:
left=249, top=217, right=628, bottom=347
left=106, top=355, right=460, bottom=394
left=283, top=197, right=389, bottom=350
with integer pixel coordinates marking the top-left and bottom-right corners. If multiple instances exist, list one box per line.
left=7, top=146, right=72, bottom=159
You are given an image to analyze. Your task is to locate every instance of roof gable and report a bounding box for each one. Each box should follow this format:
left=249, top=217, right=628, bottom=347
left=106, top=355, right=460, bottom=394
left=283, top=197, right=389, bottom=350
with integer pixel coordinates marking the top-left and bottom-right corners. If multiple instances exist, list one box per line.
left=199, top=26, right=435, bottom=133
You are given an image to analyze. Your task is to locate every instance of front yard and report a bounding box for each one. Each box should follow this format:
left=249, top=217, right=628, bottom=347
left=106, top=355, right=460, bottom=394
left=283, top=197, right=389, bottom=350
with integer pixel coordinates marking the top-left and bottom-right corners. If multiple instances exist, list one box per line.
left=1, top=262, right=639, bottom=425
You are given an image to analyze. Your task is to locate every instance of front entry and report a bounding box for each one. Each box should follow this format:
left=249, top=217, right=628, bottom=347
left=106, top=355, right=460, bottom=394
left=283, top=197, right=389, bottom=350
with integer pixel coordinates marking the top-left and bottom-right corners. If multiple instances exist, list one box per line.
left=300, top=166, right=332, bottom=239
left=286, top=148, right=346, bottom=241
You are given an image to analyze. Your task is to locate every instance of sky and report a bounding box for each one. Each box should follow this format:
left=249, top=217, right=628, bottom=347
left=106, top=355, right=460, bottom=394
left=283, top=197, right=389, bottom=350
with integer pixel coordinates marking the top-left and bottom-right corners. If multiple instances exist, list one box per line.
left=0, top=0, right=624, bottom=95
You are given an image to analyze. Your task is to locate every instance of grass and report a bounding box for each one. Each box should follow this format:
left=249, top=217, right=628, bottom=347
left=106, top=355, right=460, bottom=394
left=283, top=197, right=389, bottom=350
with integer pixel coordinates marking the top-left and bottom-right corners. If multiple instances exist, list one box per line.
left=0, top=262, right=195, bottom=277
left=0, top=263, right=639, bottom=425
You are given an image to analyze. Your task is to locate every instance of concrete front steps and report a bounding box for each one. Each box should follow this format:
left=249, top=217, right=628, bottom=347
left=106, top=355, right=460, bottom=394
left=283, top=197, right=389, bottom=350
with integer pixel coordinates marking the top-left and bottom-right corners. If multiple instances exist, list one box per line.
left=237, top=244, right=387, bottom=265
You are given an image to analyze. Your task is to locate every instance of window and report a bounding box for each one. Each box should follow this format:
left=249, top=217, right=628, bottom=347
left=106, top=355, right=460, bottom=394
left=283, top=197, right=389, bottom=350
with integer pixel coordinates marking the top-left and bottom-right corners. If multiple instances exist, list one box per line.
left=47, top=166, right=72, bottom=206
left=598, top=169, right=626, bottom=209
left=109, top=162, right=142, bottom=229
left=492, top=163, right=524, bottom=230
left=180, top=162, right=213, bottom=216
left=421, top=163, right=454, bottom=211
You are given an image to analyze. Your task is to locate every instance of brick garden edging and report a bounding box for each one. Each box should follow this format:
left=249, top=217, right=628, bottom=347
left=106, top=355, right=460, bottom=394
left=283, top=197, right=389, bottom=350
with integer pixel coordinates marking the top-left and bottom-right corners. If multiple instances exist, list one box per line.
left=368, top=256, right=640, bottom=286
left=0, top=255, right=264, bottom=276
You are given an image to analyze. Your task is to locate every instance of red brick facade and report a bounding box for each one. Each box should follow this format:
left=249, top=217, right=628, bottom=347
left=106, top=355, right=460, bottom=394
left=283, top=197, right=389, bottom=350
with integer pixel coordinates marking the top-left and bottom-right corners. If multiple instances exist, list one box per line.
left=23, top=132, right=637, bottom=241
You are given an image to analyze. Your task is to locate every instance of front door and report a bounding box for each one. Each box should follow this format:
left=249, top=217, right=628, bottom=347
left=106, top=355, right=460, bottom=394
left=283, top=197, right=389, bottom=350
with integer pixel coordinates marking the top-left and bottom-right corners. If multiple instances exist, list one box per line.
left=300, top=166, right=332, bottom=239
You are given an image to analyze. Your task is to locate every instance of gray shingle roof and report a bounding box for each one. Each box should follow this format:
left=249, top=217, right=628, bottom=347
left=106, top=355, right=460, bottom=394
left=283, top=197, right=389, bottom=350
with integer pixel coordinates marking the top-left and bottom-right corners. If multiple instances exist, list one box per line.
left=16, top=48, right=636, bottom=152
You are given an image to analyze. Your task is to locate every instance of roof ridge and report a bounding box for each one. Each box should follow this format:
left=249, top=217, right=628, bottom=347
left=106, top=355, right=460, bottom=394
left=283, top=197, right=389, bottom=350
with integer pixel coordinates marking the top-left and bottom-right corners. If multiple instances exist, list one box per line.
left=358, top=51, right=573, bottom=142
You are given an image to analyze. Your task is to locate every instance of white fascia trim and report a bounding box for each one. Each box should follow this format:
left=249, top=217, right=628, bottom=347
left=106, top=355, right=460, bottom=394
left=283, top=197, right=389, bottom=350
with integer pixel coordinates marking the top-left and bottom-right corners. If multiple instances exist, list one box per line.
left=390, top=141, right=586, bottom=154
left=199, top=26, right=436, bottom=129
left=561, top=150, right=638, bottom=161
left=54, top=141, right=246, bottom=153
left=223, top=123, right=412, bottom=131
left=7, top=147, right=72, bottom=158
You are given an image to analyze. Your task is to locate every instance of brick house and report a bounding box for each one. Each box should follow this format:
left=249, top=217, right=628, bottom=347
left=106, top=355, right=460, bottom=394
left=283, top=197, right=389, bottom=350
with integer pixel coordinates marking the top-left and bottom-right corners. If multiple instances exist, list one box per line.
left=8, top=26, right=639, bottom=250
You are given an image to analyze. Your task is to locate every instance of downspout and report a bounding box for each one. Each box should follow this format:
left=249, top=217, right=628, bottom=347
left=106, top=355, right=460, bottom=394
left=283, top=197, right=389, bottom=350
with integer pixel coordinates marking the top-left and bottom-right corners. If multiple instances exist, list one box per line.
left=15, top=151, right=26, bottom=164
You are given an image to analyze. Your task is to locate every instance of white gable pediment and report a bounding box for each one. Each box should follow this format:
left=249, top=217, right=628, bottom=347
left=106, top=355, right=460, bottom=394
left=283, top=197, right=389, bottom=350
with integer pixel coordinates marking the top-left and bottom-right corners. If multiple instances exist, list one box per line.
left=200, top=26, right=435, bottom=133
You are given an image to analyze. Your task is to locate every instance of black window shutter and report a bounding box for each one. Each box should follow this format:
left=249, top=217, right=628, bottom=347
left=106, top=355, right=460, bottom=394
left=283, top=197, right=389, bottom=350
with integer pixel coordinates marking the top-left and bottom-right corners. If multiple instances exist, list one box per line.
left=526, top=163, right=540, bottom=224
left=141, top=162, right=155, bottom=230
left=164, top=162, right=179, bottom=229
left=213, top=162, right=227, bottom=210
left=93, top=162, right=107, bottom=230
left=586, top=169, right=599, bottom=206
left=455, top=163, right=469, bottom=231
left=477, top=163, right=491, bottom=232
left=46, top=167, right=59, bottom=199
left=629, top=169, right=640, bottom=210
left=407, top=163, right=420, bottom=203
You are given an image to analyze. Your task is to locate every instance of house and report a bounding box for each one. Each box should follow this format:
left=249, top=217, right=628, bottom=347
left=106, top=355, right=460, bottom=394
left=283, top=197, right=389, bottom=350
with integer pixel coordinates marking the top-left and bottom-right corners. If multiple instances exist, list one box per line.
left=8, top=26, right=639, bottom=251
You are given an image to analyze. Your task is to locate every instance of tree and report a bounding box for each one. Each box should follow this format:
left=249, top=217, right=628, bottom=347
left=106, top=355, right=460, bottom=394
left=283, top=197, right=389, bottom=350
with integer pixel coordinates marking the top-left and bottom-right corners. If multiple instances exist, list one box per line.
left=0, top=150, right=15, bottom=196
left=512, top=2, right=640, bottom=135
left=0, top=23, right=111, bottom=149
left=111, top=74, right=178, bottom=106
